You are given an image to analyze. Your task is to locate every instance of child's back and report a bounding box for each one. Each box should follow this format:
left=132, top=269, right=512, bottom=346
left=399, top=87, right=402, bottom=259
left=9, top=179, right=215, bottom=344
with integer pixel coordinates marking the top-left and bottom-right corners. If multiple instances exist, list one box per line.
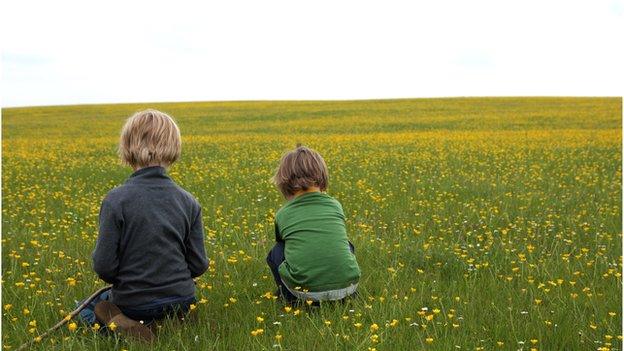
left=93, top=166, right=208, bottom=307
left=276, top=192, right=360, bottom=294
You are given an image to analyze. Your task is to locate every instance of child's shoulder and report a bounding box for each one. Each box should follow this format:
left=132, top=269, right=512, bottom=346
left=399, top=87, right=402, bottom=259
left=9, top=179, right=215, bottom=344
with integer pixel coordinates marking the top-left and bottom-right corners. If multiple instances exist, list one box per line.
left=324, top=193, right=341, bottom=204
left=276, top=192, right=343, bottom=218
left=102, top=185, right=127, bottom=204
left=325, top=194, right=344, bottom=212
left=102, top=182, right=200, bottom=209
left=315, top=192, right=343, bottom=208
left=173, top=184, right=202, bottom=207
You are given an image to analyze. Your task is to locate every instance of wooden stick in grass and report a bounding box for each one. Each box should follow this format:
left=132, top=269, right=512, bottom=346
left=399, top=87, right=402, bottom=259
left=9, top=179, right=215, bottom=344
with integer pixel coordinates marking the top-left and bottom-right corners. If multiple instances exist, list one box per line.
left=16, top=285, right=112, bottom=351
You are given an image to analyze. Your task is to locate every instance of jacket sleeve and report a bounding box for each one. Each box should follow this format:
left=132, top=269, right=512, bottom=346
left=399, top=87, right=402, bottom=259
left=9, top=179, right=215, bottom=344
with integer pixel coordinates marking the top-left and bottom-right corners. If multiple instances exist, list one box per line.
left=186, top=206, right=209, bottom=278
left=92, top=199, right=121, bottom=284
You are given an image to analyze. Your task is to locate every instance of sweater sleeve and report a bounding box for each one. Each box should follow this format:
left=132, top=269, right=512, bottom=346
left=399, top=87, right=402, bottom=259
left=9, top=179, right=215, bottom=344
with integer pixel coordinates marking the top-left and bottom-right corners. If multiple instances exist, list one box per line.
left=92, top=198, right=121, bottom=284
left=186, top=206, right=209, bottom=278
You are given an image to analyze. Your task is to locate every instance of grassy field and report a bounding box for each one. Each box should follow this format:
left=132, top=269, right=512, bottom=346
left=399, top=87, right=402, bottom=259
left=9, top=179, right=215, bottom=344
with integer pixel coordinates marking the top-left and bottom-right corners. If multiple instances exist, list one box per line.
left=1, top=97, right=622, bottom=350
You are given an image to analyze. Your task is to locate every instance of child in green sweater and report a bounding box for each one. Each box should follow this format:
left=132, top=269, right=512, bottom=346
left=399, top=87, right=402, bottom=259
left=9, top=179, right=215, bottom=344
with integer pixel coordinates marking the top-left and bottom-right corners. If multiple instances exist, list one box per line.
left=266, top=146, right=360, bottom=302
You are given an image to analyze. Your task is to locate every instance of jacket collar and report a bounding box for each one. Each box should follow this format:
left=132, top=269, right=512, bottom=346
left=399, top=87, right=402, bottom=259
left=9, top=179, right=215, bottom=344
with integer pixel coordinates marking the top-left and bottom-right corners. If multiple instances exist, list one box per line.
left=127, top=166, right=172, bottom=183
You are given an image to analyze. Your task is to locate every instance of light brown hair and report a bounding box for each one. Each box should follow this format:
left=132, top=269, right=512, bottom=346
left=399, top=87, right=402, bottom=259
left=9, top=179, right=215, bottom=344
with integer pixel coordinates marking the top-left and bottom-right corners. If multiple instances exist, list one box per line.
left=118, top=109, right=181, bottom=169
left=271, top=145, right=329, bottom=198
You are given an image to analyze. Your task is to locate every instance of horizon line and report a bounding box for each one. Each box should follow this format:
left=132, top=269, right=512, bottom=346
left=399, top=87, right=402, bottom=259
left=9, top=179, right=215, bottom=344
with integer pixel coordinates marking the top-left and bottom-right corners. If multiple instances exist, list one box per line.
left=2, top=95, right=622, bottom=109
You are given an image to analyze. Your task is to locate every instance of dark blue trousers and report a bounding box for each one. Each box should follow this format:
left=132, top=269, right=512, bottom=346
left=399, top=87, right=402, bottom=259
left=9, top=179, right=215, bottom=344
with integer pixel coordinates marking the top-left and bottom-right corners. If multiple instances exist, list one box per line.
left=78, top=290, right=195, bottom=326
left=266, top=241, right=355, bottom=302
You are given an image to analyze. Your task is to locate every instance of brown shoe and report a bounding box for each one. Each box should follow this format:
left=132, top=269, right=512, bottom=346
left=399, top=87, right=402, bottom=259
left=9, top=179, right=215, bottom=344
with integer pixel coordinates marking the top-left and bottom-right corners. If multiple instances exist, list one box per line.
left=94, top=301, right=155, bottom=343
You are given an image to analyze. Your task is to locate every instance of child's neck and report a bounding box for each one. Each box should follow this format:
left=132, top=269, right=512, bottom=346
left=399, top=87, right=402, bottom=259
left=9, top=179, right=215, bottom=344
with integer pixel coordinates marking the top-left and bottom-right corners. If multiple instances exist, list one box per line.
left=133, top=164, right=164, bottom=172
left=289, top=186, right=321, bottom=200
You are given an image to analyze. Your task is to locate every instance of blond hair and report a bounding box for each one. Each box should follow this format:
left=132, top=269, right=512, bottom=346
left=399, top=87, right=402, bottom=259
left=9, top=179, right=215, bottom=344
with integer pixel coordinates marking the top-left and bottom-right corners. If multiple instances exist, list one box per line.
left=271, top=145, right=329, bottom=197
left=118, top=109, right=181, bottom=168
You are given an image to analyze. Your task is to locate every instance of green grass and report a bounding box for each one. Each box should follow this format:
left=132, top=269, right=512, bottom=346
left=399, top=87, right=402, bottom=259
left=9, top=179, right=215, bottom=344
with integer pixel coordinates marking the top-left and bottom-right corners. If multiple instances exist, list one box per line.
left=2, top=97, right=622, bottom=350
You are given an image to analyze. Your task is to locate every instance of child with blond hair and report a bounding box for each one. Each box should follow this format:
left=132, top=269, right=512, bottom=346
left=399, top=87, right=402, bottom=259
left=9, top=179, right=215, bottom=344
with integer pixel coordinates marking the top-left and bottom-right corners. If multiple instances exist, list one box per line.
left=266, top=145, right=360, bottom=303
left=79, top=109, right=208, bottom=341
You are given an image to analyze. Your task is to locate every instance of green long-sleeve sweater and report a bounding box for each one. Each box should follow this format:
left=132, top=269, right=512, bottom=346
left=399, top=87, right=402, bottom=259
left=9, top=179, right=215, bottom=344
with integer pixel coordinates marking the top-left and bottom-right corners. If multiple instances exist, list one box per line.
left=275, top=192, right=361, bottom=292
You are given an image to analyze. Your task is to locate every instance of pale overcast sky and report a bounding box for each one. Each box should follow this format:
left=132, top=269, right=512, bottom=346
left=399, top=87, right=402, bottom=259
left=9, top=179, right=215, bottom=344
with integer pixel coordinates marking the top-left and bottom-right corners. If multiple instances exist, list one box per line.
left=1, top=0, right=622, bottom=107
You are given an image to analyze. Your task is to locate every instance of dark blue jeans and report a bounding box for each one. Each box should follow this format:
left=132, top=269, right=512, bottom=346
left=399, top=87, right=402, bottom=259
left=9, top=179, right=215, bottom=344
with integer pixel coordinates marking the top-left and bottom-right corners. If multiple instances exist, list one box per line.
left=78, top=290, right=195, bottom=326
left=266, top=241, right=355, bottom=303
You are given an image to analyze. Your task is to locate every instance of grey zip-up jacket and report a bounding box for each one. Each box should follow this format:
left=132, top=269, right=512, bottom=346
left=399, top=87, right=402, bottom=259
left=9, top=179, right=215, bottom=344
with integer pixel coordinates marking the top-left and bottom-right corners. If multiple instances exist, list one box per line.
left=92, top=166, right=209, bottom=307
